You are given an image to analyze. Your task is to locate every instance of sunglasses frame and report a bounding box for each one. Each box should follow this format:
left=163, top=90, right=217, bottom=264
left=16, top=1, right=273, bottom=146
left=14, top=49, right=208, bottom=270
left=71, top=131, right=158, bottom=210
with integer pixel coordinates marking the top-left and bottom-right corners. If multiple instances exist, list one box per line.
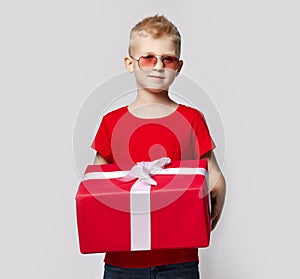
left=130, top=54, right=181, bottom=71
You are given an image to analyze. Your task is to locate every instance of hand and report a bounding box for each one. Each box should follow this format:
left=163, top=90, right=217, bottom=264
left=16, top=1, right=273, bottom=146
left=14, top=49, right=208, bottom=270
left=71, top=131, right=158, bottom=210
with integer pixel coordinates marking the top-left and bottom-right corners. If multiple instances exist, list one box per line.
left=210, top=179, right=226, bottom=231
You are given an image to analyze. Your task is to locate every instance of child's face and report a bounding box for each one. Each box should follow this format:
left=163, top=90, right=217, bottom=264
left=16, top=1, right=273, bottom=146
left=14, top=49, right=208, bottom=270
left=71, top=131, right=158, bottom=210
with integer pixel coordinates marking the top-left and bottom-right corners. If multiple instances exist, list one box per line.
left=125, top=36, right=183, bottom=93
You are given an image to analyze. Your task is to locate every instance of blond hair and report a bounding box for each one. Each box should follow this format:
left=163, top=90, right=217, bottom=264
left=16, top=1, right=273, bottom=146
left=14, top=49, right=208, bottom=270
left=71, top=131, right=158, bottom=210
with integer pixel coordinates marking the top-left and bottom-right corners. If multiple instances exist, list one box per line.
left=129, top=15, right=181, bottom=57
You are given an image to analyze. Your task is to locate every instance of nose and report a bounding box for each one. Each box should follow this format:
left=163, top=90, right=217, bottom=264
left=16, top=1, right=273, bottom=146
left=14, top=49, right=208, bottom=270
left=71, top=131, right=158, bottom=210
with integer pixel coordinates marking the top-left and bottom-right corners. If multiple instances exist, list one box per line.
left=153, top=57, right=164, bottom=71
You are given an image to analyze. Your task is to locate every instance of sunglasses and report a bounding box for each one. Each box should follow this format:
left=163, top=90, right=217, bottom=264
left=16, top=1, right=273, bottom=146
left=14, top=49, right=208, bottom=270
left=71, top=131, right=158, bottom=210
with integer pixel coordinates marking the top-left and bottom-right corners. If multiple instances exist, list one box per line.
left=131, top=54, right=180, bottom=71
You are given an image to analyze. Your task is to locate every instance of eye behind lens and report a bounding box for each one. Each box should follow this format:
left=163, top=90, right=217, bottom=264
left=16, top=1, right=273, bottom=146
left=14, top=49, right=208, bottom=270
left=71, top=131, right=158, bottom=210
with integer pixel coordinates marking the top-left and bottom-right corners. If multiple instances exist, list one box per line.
left=142, top=55, right=156, bottom=60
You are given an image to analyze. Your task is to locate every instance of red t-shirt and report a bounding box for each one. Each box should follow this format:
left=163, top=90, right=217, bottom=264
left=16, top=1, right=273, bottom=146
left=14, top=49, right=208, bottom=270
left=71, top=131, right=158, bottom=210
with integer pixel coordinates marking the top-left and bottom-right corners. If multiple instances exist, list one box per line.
left=92, top=104, right=215, bottom=268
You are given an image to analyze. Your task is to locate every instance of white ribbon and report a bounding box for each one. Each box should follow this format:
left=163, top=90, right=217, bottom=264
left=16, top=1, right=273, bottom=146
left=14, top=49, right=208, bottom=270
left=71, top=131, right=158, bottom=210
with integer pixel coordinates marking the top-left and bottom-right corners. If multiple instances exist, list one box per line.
left=122, top=157, right=171, bottom=251
left=82, top=157, right=208, bottom=251
left=83, top=165, right=207, bottom=181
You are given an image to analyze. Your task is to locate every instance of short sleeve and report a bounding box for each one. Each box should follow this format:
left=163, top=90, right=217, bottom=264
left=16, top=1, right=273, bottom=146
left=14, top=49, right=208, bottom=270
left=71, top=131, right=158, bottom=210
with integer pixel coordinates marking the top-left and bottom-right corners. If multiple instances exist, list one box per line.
left=91, top=116, right=113, bottom=163
left=193, top=111, right=216, bottom=158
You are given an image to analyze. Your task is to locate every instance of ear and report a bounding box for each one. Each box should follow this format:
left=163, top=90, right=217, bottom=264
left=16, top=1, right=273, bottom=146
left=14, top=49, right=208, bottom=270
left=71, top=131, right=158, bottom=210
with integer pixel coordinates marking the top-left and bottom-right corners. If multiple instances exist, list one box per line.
left=124, top=56, right=134, bottom=73
left=175, top=60, right=184, bottom=77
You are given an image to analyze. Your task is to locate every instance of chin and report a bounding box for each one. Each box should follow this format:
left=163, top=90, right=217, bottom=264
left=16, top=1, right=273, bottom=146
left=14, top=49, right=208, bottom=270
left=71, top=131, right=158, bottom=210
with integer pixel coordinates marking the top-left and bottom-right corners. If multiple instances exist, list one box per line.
left=145, top=87, right=168, bottom=94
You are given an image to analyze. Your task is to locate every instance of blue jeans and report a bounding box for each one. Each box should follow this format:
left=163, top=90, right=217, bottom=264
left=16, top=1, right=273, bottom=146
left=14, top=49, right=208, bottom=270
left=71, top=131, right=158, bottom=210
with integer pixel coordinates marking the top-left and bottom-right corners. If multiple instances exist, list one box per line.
left=103, top=261, right=200, bottom=279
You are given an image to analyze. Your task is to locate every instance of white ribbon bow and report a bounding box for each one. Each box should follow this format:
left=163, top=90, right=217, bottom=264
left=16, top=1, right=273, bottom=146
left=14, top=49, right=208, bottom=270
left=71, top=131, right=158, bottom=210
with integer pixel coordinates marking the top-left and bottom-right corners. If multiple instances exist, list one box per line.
left=120, top=157, right=171, bottom=185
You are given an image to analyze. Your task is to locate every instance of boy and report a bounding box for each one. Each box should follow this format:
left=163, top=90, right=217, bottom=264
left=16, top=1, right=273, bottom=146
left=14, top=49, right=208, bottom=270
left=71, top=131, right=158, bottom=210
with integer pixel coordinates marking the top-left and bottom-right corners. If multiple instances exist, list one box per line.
left=92, top=15, right=226, bottom=279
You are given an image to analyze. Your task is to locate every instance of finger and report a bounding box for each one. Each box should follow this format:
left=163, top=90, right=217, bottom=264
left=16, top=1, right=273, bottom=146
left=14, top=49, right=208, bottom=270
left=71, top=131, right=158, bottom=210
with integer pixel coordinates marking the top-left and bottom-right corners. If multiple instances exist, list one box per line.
left=210, top=207, right=219, bottom=220
left=210, top=197, right=220, bottom=220
left=211, top=214, right=221, bottom=231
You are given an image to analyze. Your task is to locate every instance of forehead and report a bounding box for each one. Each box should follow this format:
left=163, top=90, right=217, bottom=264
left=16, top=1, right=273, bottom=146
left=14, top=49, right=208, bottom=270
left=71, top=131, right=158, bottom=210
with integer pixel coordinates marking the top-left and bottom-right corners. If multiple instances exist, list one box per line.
left=131, top=36, right=178, bottom=56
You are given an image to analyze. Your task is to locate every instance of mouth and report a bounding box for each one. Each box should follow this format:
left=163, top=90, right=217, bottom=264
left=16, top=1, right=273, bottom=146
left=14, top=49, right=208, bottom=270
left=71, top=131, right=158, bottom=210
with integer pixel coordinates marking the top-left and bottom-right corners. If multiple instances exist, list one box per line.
left=148, top=75, right=165, bottom=80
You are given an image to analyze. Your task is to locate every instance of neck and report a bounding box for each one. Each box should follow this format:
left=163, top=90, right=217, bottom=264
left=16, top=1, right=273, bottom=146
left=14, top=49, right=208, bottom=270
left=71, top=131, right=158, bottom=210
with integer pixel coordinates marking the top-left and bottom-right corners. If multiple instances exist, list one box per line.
left=130, top=87, right=177, bottom=108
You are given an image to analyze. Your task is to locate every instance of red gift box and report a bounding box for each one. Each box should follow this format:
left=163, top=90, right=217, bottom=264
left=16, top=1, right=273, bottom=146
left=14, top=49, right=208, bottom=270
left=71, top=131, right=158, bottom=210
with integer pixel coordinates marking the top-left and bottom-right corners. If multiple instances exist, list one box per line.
left=75, top=158, right=211, bottom=254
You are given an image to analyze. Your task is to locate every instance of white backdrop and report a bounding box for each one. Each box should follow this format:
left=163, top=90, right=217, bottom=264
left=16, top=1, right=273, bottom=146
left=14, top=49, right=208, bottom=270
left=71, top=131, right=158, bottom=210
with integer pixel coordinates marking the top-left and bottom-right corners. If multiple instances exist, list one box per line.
left=1, top=1, right=299, bottom=278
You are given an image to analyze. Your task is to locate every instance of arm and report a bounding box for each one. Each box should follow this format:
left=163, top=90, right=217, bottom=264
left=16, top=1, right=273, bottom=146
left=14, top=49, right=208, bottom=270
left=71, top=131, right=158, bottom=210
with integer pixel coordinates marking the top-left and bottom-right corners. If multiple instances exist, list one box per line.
left=201, top=150, right=226, bottom=231
left=93, top=152, right=109, bottom=165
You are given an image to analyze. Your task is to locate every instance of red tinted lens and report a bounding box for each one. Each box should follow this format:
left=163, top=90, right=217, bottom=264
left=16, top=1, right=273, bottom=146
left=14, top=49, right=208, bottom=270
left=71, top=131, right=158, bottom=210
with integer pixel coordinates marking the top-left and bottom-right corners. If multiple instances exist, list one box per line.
left=162, top=56, right=179, bottom=70
left=139, top=55, right=157, bottom=69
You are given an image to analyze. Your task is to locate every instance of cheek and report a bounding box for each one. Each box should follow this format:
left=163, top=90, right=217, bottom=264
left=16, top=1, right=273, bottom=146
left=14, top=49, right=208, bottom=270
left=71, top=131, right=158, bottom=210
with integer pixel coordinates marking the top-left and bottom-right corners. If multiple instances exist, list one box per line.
left=134, top=70, right=148, bottom=84
left=165, top=72, right=177, bottom=83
